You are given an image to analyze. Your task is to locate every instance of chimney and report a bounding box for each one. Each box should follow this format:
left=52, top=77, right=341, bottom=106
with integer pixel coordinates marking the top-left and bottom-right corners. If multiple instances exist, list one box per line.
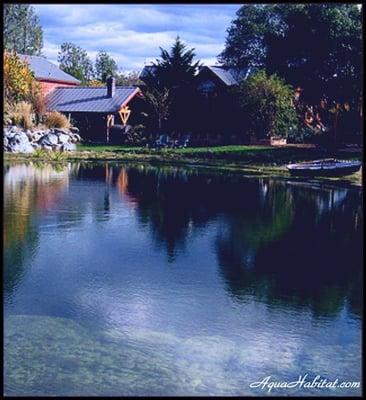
left=107, top=76, right=115, bottom=98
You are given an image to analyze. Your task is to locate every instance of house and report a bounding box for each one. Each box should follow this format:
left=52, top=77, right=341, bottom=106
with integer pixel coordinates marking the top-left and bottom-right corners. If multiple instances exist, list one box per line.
left=139, top=64, right=253, bottom=144
left=18, top=54, right=80, bottom=96
left=194, top=66, right=252, bottom=144
left=45, top=77, right=142, bottom=142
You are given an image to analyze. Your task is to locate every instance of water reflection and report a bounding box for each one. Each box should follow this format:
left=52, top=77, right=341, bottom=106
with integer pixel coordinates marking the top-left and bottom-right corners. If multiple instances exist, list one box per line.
left=4, top=162, right=362, bottom=318
left=3, top=162, right=362, bottom=396
left=216, top=180, right=362, bottom=318
left=4, top=163, right=71, bottom=301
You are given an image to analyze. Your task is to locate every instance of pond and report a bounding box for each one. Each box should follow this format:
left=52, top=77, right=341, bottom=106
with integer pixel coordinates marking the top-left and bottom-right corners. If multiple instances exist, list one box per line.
left=3, top=162, right=362, bottom=396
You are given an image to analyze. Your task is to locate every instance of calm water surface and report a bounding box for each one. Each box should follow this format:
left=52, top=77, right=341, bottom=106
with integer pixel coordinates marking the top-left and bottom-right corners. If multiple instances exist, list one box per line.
left=4, top=162, right=362, bottom=396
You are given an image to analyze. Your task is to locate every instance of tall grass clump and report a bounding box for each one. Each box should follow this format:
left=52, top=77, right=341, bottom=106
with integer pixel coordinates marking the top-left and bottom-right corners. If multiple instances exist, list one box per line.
left=7, top=101, right=34, bottom=129
left=43, top=111, right=70, bottom=129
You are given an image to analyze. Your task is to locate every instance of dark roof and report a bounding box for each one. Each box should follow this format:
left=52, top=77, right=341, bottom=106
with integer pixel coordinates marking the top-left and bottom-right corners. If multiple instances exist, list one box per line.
left=139, top=65, right=157, bottom=80
left=46, top=86, right=140, bottom=113
left=18, top=54, right=80, bottom=84
left=199, top=66, right=252, bottom=86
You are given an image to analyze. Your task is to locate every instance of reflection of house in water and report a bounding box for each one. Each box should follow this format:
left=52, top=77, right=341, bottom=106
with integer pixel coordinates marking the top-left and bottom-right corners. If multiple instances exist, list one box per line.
left=4, top=163, right=74, bottom=301
left=116, top=169, right=129, bottom=199
left=4, top=163, right=72, bottom=232
left=103, top=164, right=137, bottom=208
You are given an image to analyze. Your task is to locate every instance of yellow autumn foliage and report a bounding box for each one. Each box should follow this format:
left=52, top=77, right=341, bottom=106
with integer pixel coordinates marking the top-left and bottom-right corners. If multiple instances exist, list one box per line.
left=3, top=51, right=40, bottom=102
left=87, top=79, right=105, bottom=87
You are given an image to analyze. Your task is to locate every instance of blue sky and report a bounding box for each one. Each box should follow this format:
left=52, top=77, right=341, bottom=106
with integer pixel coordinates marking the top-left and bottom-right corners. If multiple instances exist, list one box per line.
left=33, top=4, right=241, bottom=73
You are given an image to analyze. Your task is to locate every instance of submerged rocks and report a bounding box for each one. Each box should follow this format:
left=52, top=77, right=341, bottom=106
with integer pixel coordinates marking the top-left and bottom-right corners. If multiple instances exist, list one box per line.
left=4, top=125, right=82, bottom=153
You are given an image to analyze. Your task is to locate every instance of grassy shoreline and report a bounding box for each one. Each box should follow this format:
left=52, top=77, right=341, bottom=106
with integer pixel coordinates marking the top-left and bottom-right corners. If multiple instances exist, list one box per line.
left=4, top=145, right=362, bottom=187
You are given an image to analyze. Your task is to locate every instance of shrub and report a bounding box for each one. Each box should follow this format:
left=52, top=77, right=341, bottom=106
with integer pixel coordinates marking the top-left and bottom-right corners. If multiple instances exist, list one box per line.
left=236, top=70, right=298, bottom=139
left=43, top=111, right=70, bottom=129
left=123, top=124, right=148, bottom=145
left=7, top=101, right=34, bottom=129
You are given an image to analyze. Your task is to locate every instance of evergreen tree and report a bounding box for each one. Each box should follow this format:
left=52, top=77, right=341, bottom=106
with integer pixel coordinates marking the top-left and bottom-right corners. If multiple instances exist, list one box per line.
left=146, top=36, right=201, bottom=133
left=153, top=36, right=201, bottom=89
left=4, top=4, right=43, bottom=55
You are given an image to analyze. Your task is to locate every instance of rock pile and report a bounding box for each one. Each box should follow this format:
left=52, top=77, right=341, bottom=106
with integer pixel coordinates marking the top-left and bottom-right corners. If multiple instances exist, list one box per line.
left=3, top=126, right=82, bottom=153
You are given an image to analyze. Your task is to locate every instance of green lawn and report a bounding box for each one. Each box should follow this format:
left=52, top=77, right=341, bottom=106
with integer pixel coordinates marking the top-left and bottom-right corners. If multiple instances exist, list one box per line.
left=78, top=144, right=272, bottom=152
left=76, top=143, right=347, bottom=163
left=77, top=144, right=142, bottom=152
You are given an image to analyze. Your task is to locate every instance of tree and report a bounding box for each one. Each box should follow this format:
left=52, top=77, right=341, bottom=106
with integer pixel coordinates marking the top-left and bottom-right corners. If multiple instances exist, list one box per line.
left=115, top=71, right=142, bottom=86
left=220, top=4, right=362, bottom=105
left=236, top=70, right=297, bottom=139
left=147, top=36, right=201, bottom=133
left=152, top=36, right=201, bottom=89
left=143, top=87, right=172, bottom=132
left=58, top=42, right=94, bottom=84
left=95, top=51, right=118, bottom=83
left=3, top=4, right=43, bottom=55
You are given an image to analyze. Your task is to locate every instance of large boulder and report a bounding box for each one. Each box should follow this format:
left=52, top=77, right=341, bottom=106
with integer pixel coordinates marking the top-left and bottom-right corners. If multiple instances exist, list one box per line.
left=9, top=141, right=34, bottom=153
left=5, top=126, right=20, bottom=140
left=11, top=131, right=30, bottom=145
left=58, top=133, right=71, bottom=144
left=39, top=133, right=59, bottom=146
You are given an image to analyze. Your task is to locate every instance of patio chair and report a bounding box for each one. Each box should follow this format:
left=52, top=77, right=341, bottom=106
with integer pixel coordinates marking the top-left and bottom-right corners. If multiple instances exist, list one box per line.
left=175, top=134, right=190, bottom=148
left=155, top=134, right=174, bottom=148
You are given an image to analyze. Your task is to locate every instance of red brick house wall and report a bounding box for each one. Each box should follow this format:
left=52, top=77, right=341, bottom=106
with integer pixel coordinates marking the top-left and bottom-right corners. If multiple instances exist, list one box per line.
left=38, top=80, right=78, bottom=97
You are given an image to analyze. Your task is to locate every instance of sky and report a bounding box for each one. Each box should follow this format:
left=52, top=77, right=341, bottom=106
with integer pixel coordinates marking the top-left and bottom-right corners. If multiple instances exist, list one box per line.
left=32, top=4, right=241, bottom=73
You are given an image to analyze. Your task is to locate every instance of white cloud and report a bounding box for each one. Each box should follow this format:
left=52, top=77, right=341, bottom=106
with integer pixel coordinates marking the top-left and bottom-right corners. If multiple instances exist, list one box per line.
left=33, top=4, right=239, bottom=71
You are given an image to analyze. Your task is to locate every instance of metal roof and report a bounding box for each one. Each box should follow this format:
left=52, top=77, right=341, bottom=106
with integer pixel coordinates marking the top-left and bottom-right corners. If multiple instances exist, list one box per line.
left=200, top=66, right=252, bottom=86
left=139, top=65, right=157, bottom=80
left=46, top=86, right=140, bottom=113
left=18, top=54, right=80, bottom=84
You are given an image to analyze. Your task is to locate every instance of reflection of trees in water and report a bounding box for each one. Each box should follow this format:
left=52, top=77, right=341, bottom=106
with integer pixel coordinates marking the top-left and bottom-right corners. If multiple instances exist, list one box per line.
left=125, top=166, right=262, bottom=261
left=4, top=163, right=71, bottom=300
left=5, top=161, right=361, bottom=320
left=124, top=166, right=361, bottom=317
left=216, top=181, right=362, bottom=318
